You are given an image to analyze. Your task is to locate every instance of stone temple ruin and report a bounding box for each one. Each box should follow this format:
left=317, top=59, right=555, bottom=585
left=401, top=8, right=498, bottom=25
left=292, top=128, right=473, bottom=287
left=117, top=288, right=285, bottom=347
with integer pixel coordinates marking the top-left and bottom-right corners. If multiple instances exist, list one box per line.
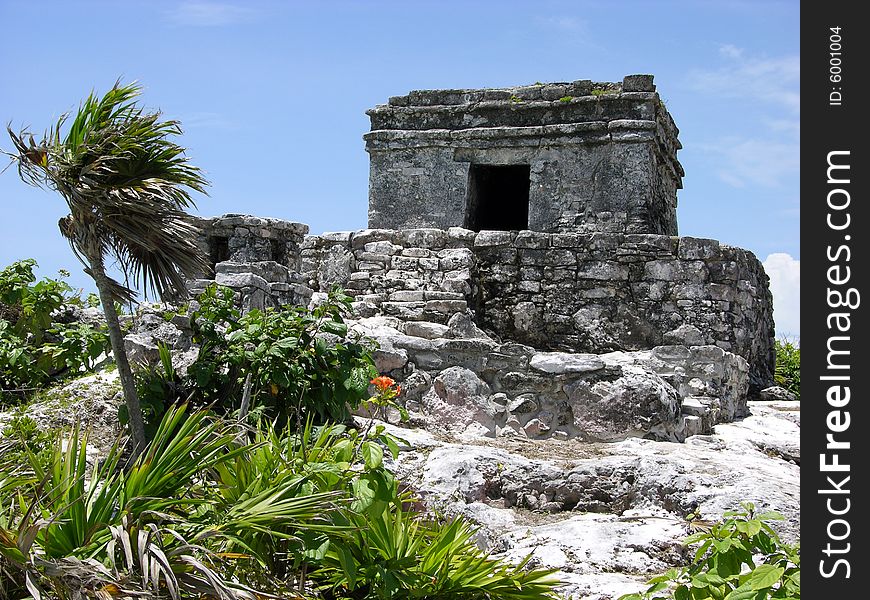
left=185, top=75, right=775, bottom=443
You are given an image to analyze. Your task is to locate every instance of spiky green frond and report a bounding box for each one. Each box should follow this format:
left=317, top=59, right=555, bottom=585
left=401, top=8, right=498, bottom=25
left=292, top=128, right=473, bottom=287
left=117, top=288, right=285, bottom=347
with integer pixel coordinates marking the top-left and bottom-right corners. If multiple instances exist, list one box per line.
left=8, top=80, right=208, bottom=301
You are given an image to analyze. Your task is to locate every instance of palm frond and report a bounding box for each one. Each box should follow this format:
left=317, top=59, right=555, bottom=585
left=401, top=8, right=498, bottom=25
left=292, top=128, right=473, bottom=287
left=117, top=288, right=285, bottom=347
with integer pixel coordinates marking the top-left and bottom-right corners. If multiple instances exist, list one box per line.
left=7, top=79, right=209, bottom=301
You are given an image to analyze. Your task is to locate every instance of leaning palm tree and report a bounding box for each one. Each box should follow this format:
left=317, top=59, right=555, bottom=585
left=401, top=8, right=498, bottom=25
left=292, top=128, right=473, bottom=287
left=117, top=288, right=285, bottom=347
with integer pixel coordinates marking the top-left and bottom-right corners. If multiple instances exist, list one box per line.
left=7, top=80, right=208, bottom=453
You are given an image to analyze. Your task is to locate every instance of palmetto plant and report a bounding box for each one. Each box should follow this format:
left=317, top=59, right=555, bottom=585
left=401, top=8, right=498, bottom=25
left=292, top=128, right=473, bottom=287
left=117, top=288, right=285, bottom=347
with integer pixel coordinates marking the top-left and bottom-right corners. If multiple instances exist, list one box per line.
left=317, top=507, right=561, bottom=600
left=0, top=405, right=340, bottom=599
left=0, top=405, right=564, bottom=599
left=7, top=80, right=209, bottom=452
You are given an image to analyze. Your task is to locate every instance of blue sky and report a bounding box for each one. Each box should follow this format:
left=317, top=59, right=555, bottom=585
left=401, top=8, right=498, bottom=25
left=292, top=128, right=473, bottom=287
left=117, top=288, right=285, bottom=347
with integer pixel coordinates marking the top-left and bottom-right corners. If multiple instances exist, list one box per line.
left=0, top=0, right=799, bottom=336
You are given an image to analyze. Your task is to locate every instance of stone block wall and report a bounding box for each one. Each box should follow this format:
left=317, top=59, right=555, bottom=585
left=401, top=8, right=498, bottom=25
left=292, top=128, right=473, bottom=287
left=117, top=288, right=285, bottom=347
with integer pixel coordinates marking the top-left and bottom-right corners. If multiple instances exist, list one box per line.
left=188, top=214, right=313, bottom=311
left=365, top=75, right=684, bottom=236
left=185, top=215, right=773, bottom=441
left=300, top=228, right=774, bottom=392
left=471, top=231, right=774, bottom=393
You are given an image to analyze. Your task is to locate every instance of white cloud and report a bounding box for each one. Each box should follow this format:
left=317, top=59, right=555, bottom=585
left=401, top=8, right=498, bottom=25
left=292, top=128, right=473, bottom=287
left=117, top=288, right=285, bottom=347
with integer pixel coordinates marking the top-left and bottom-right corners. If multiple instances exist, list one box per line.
left=763, top=253, right=800, bottom=339
left=536, top=16, right=587, bottom=31
left=718, top=44, right=744, bottom=60
left=167, top=2, right=257, bottom=27
left=688, top=46, right=800, bottom=189
left=698, top=137, right=799, bottom=188
left=687, top=46, right=800, bottom=114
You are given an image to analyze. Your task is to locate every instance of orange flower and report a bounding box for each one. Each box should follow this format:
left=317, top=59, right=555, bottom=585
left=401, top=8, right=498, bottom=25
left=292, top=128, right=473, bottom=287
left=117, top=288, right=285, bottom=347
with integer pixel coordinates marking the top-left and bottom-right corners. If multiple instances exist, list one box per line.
left=371, top=375, right=396, bottom=390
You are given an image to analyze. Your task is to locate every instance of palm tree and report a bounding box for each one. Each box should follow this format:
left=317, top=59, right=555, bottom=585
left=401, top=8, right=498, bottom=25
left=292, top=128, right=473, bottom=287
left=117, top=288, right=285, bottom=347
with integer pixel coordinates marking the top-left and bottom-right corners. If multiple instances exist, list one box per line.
left=7, top=81, right=208, bottom=453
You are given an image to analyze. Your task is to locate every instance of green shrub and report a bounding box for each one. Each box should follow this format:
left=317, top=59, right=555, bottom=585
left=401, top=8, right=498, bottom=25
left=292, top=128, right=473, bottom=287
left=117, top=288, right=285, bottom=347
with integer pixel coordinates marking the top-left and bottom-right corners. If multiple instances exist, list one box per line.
left=0, top=320, right=39, bottom=396
left=619, top=503, right=800, bottom=600
left=0, top=259, right=110, bottom=403
left=774, top=339, right=800, bottom=398
left=1, top=259, right=68, bottom=340
left=318, top=507, right=560, bottom=600
left=131, top=283, right=379, bottom=430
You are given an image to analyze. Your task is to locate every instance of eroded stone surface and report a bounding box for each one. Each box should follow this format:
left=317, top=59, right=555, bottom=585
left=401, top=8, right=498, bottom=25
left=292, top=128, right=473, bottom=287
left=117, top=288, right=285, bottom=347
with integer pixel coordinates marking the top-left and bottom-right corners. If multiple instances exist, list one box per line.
left=0, top=371, right=123, bottom=460
left=374, top=400, right=800, bottom=600
left=345, top=314, right=750, bottom=442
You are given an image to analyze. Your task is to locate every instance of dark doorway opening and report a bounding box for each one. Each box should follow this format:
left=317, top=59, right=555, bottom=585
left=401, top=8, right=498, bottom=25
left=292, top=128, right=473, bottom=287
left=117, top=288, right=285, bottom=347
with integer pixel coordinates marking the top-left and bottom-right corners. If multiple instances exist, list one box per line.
left=270, top=239, right=286, bottom=265
left=465, top=164, right=530, bottom=231
left=208, top=236, right=230, bottom=267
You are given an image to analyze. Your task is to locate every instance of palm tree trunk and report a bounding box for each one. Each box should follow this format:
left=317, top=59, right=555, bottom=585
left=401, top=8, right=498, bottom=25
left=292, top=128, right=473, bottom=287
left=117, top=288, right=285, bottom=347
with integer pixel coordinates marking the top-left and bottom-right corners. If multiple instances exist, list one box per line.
left=88, top=258, right=147, bottom=454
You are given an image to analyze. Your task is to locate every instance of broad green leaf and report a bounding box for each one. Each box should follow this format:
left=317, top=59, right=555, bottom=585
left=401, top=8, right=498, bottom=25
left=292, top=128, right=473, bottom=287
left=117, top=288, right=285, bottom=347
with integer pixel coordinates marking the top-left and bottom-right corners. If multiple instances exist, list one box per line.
left=723, top=585, right=758, bottom=600
left=362, top=441, right=383, bottom=470
left=674, top=586, right=691, bottom=600
left=715, top=551, right=741, bottom=578
left=385, top=436, right=400, bottom=460
left=303, top=538, right=330, bottom=560
left=736, top=520, right=761, bottom=536
left=352, top=477, right=377, bottom=512
left=689, top=584, right=710, bottom=599
left=749, top=564, right=784, bottom=590
left=684, top=532, right=709, bottom=544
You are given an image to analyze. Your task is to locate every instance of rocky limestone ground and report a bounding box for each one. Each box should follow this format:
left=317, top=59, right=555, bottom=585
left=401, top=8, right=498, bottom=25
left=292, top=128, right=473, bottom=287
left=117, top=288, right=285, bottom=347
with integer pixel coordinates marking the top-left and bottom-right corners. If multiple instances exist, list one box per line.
left=374, top=400, right=799, bottom=600
left=0, top=370, right=123, bottom=458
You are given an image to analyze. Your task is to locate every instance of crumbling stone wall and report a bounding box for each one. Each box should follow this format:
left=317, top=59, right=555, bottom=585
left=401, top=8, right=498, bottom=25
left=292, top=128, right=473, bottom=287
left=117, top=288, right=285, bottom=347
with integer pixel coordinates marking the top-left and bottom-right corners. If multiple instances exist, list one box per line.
left=188, top=214, right=313, bottom=311
left=300, top=228, right=774, bottom=391
left=366, top=75, right=683, bottom=236
left=471, top=232, right=774, bottom=392
left=182, top=215, right=771, bottom=441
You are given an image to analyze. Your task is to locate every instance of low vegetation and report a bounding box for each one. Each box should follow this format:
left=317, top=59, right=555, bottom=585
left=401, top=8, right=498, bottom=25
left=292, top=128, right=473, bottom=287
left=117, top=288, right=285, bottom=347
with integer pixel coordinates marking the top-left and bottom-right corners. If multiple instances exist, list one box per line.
left=121, top=284, right=378, bottom=437
left=0, top=259, right=108, bottom=405
left=0, top=268, right=561, bottom=599
left=0, top=404, right=561, bottom=599
left=619, top=503, right=800, bottom=600
left=774, top=339, right=800, bottom=398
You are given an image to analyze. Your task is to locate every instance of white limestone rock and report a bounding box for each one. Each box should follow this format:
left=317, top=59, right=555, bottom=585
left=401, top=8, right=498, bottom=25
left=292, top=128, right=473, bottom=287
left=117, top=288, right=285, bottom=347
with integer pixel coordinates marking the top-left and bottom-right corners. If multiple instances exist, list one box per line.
left=377, top=400, right=800, bottom=599
left=421, top=366, right=503, bottom=438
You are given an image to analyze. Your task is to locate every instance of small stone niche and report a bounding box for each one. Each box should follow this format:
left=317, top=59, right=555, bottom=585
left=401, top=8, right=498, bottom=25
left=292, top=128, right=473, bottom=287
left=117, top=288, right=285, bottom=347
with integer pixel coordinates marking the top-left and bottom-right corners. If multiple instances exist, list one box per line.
left=465, top=164, right=531, bottom=231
